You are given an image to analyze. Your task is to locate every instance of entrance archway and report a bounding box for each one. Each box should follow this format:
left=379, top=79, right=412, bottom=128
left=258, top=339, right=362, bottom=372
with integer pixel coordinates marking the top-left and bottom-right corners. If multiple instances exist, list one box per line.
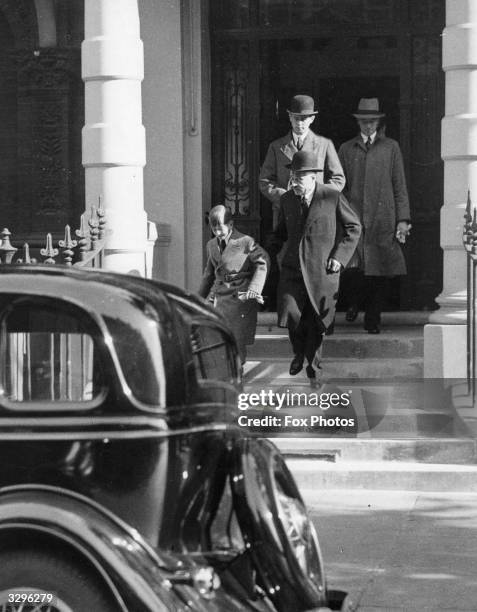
left=210, top=0, right=444, bottom=311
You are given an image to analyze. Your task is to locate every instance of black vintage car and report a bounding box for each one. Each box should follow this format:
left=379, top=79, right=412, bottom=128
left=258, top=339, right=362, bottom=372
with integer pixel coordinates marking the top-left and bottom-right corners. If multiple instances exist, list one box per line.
left=0, top=265, right=349, bottom=612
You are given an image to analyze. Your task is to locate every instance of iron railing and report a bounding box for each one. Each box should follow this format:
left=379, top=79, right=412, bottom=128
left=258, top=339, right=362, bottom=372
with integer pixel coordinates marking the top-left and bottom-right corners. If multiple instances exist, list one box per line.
left=0, top=204, right=107, bottom=268
left=463, top=191, right=477, bottom=401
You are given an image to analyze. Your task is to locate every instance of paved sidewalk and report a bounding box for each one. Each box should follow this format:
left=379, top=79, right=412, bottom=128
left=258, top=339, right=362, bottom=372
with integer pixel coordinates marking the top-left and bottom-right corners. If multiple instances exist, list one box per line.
left=305, top=489, right=477, bottom=611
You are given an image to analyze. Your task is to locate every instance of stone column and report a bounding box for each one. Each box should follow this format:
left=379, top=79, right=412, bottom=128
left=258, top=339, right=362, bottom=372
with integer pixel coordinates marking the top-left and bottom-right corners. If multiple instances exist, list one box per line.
left=82, top=0, right=149, bottom=276
left=424, top=0, right=477, bottom=377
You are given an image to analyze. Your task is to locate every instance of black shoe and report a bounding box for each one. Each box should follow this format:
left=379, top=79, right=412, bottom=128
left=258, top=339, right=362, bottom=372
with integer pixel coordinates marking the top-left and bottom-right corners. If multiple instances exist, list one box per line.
left=345, top=306, right=358, bottom=322
left=366, top=326, right=380, bottom=334
left=289, top=354, right=304, bottom=375
left=305, top=364, right=316, bottom=379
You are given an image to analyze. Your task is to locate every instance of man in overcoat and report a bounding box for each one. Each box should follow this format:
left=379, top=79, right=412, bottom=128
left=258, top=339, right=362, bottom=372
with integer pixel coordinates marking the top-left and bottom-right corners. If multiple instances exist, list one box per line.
left=259, top=94, right=345, bottom=228
left=338, top=98, right=411, bottom=333
left=267, top=150, right=361, bottom=379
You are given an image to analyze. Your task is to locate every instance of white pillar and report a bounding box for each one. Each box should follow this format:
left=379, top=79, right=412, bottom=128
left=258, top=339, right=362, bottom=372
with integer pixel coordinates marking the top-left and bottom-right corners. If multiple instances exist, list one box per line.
left=424, top=0, right=477, bottom=377
left=82, top=0, right=149, bottom=276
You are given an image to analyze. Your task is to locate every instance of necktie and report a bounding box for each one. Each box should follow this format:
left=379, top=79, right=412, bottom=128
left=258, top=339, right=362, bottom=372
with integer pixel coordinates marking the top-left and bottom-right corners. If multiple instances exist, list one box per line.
left=365, top=137, right=372, bottom=151
left=219, top=239, right=226, bottom=253
left=301, top=197, right=309, bottom=220
left=296, top=137, right=303, bottom=150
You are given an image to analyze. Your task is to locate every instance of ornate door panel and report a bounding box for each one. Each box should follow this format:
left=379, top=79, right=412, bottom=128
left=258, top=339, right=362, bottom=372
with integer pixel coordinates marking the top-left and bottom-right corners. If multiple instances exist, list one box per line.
left=16, top=48, right=82, bottom=235
left=211, top=38, right=260, bottom=241
left=0, top=3, right=84, bottom=240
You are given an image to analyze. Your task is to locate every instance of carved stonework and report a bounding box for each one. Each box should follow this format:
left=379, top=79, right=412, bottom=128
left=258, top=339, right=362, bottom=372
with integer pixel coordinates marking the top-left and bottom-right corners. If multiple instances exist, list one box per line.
left=0, top=0, right=37, bottom=48
left=16, top=49, right=73, bottom=91
left=14, top=49, right=81, bottom=229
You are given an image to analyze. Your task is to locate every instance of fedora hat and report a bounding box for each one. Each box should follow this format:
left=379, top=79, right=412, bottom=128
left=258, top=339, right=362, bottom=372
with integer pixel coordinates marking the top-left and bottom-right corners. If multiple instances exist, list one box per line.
left=352, top=98, right=385, bottom=119
left=287, top=94, right=319, bottom=116
left=286, top=150, right=321, bottom=173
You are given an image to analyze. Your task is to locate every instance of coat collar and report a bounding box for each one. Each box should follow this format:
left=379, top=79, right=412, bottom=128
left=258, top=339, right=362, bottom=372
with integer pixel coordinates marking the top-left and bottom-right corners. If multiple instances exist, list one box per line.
left=351, top=132, right=385, bottom=152
left=213, top=227, right=242, bottom=256
left=279, top=130, right=318, bottom=160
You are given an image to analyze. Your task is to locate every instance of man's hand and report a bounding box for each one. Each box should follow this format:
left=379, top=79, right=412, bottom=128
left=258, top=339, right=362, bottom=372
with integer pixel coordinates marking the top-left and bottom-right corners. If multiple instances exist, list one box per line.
left=326, top=257, right=341, bottom=274
left=396, top=221, right=412, bottom=244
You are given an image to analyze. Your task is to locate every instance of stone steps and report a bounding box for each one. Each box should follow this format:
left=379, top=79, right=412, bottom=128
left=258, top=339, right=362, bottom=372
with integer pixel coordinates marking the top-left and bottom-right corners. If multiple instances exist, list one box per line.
left=245, top=315, right=477, bottom=488
left=273, top=437, right=477, bottom=464
left=245, top=356, right=423, bottom=380
left=251, top=328, right=423, bottom=360
left=288, top=459, right=477, bottom=492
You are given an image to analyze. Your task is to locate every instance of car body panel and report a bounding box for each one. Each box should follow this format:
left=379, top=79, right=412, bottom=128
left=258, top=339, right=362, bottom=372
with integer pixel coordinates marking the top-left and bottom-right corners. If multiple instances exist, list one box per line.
left=0, top=266, right=341, bottom=611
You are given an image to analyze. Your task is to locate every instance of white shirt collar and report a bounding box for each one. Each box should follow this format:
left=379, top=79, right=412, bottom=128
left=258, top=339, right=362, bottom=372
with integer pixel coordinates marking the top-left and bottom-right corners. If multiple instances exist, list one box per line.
left=361, top=131, right=377, bottom=144
left=292, top=129, right=309, bottom=146
left=217, top=229, right=232, bottom=246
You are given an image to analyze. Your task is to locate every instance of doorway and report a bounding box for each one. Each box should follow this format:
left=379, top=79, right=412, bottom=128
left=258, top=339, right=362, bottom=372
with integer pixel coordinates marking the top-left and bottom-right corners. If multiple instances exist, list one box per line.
left=210, top=0, right=445, bottom=311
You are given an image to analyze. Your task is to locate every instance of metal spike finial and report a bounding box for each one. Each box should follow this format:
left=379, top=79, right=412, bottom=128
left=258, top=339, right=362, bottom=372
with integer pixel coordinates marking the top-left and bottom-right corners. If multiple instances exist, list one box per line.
left=0, top=228, right=18, bottom=263
left=97, top=196, right=106, bottom=240
left=88, top=205, right=99, bottom=252
left=40, top=233, right=59, bottom=264
left=17, top=243, right=32, bottom=264
left=75, top=216, right=88, bottom=261
left=59, top=225, right=78, bottom=266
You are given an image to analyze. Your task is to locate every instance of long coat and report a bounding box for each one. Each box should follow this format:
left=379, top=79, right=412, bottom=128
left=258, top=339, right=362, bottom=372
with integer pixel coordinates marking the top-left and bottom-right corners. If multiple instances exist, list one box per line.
left=198, top=229, right=269, bottom=353
left=268, top=185, right=361, bottom=330
left=259, top=130, right=345, bottom=209
left=338, top=134, right=410, bottom=276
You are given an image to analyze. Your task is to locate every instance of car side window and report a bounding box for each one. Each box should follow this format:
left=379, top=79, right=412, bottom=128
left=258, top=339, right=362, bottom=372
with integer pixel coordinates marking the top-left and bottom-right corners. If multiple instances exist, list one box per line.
left=191, top=324, right=237, bottom=384
left=0, top=300, right=104, bottom=407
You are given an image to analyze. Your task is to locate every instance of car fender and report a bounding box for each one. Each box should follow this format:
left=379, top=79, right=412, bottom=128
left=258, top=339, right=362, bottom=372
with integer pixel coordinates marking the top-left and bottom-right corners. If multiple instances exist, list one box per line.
left=0, top=484, right=188, bottom=612
left=230, top=438, right=328, bottom=611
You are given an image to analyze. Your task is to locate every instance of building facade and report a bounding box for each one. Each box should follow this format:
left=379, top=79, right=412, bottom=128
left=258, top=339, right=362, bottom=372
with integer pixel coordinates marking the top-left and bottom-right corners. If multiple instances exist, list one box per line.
left=0, top=0, right=471, bottom=378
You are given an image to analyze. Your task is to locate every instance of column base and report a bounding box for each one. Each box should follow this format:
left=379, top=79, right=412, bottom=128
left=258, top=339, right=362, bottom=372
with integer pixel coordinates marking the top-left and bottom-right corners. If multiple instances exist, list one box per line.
left=424, top=323, right=467, bottom=378
left=102, top=249, right=148, bottom=277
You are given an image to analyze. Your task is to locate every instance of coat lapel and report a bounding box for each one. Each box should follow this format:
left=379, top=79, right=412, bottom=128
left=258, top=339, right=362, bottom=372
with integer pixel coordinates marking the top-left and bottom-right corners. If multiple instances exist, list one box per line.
left=305, top=184, right=324, bottom=227
left=280, top=132, right=297, bottom=160
left=353, top=135, right=367, bottom=152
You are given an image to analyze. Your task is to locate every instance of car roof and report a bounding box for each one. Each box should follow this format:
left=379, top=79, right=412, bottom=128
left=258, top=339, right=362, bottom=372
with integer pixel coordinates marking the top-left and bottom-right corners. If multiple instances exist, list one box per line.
left=0, top=264, right=221, bottom=323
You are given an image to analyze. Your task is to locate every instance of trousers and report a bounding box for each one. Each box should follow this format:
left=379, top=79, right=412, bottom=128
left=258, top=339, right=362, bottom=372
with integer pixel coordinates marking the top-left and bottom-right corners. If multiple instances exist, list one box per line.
left=287, top=295, right=325, bottom=366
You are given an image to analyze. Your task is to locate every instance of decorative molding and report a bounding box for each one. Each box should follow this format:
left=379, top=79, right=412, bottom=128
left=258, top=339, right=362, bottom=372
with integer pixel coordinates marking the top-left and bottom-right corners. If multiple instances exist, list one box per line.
left=16, top=48, right=76, bottom=90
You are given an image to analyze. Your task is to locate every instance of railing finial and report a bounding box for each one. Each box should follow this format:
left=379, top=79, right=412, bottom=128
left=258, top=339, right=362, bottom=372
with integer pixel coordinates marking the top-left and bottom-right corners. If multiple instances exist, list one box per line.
left=0, top=228, right=18, bottom=263
left=40, top=233, right=59, bottom=264
left=59, top=225, right=78, bottom=266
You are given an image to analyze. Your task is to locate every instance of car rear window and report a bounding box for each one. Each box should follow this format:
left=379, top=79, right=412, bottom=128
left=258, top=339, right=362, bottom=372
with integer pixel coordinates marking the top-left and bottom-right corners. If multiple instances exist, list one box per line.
left=1, top=302, right=103, bottom=407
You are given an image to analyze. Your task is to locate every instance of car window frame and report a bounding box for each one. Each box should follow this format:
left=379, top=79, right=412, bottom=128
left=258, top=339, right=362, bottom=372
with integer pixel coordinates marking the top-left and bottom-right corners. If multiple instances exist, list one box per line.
left=0, top=295, right=109, bottom=412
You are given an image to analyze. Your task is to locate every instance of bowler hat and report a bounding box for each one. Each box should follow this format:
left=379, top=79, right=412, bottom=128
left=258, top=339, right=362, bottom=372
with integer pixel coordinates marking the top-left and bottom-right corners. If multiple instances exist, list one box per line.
left=287, top=94, right=319, bottom=116
left=286, top=150, right=321, bottom=173
left=352, top=98, right=385, bottom=119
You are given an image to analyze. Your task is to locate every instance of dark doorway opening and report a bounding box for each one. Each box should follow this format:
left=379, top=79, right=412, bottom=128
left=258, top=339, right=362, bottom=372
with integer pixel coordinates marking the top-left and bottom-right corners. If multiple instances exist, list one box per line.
left=210, top=1, right=445, bottom=312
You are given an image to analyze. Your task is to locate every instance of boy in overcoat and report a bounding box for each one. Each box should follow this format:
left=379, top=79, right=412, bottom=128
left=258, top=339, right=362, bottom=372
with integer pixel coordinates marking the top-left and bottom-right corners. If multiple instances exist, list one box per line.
left=198, top=205, right=270, bottom=364
left=267, top=151, right=361, bottom=379
left=338, top=98, right=411, bottom=333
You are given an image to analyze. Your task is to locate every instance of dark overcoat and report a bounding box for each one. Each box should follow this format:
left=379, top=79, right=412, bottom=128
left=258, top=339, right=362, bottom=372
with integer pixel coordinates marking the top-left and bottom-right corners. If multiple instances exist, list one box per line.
left=268, top=185, right=361, bottom=329
left=338, top=134, right=410, bottom=276
left=198, top=229, right=269, bottom=350
left=259, top=130, right=345, bottom=208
